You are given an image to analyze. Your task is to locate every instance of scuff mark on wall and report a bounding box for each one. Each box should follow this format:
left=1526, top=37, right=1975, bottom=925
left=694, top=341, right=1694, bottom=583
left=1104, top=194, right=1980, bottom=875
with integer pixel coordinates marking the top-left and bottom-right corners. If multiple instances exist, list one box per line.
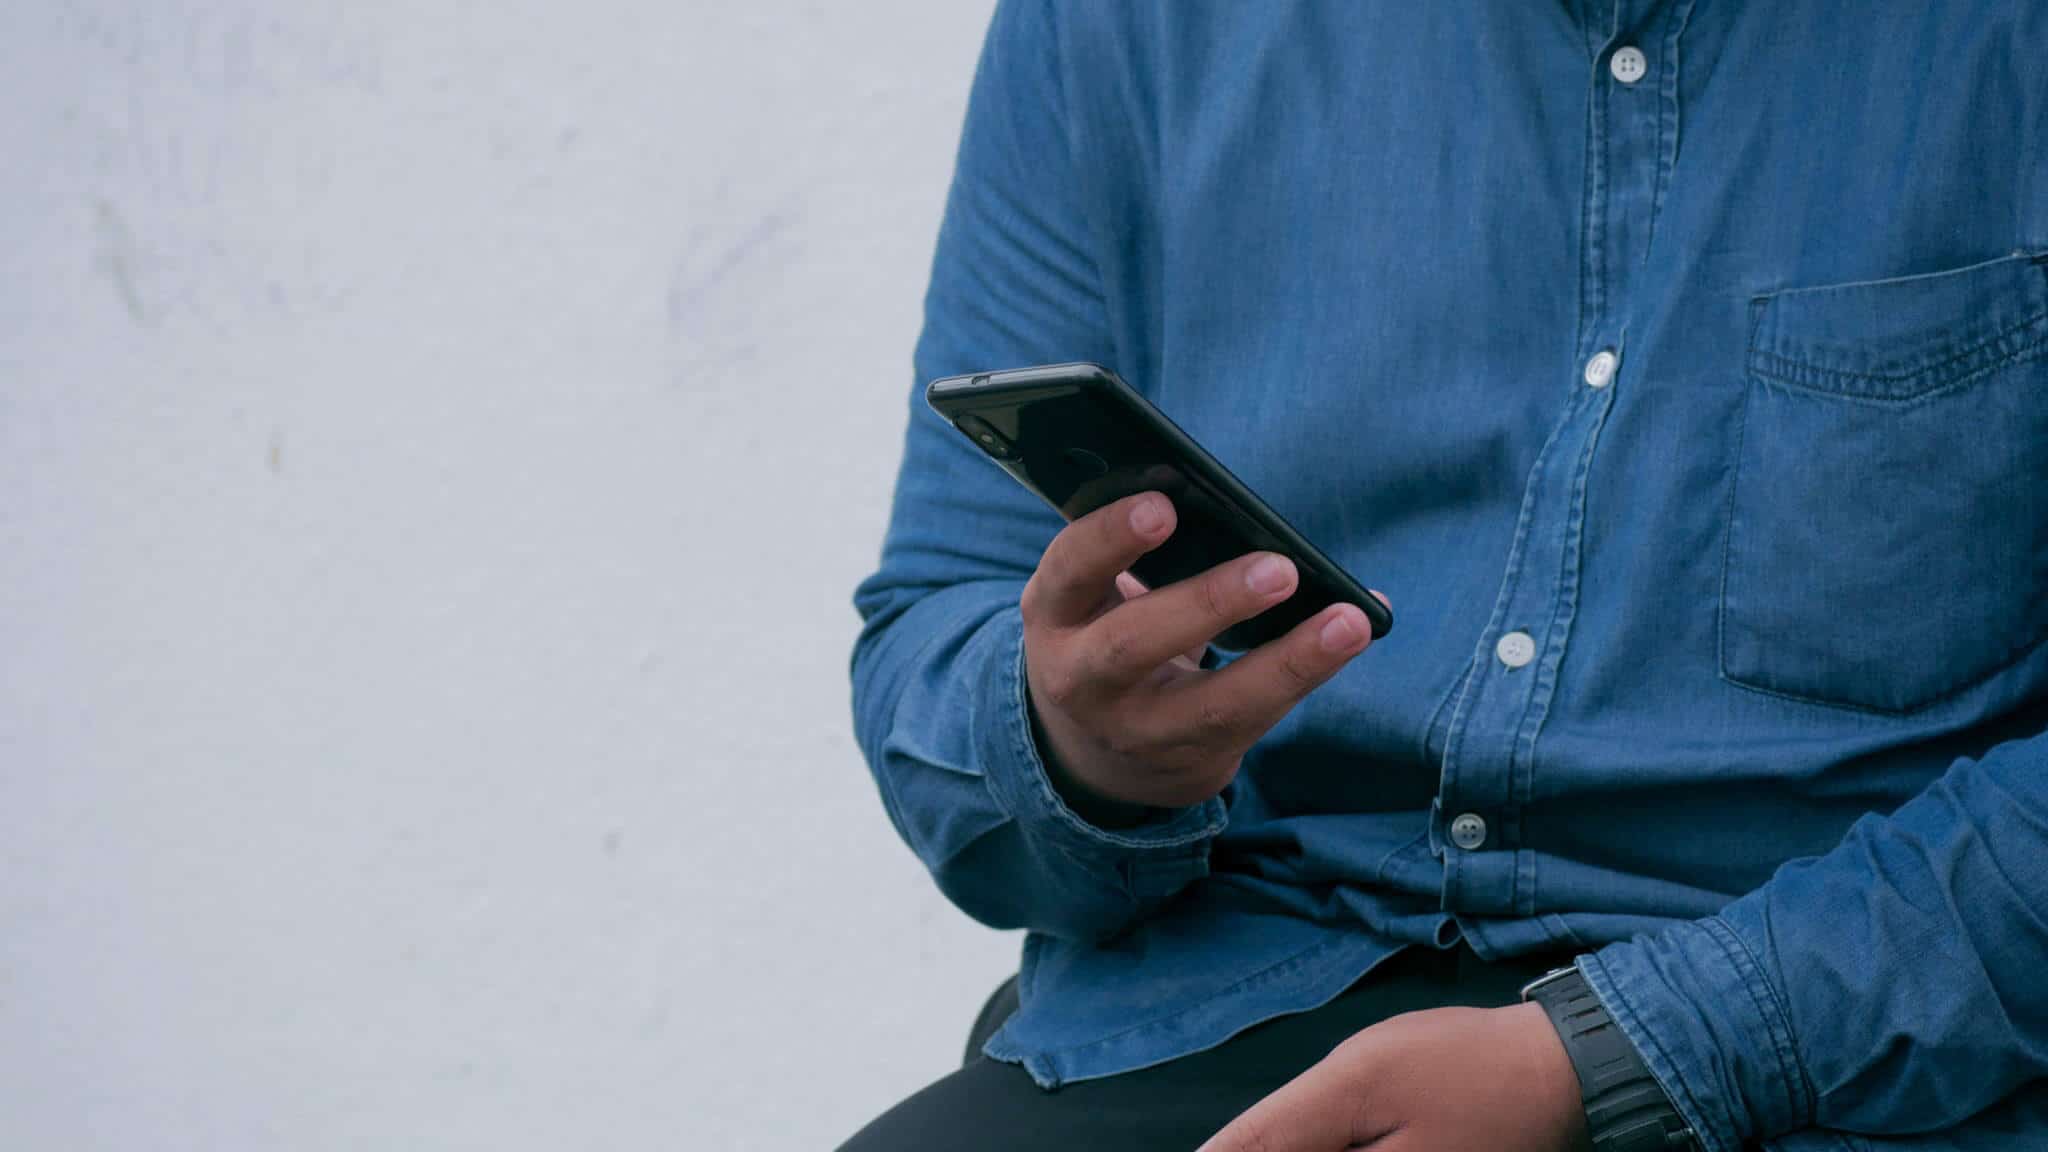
left=666, top=210, right=794, bottom=338
left=93, top=199, right=150, bottom=325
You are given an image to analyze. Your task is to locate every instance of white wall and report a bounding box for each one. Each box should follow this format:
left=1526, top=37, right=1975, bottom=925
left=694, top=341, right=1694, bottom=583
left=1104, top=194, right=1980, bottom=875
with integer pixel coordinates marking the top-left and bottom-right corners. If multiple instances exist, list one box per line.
left=0, top=2, right=1014, bottom=1148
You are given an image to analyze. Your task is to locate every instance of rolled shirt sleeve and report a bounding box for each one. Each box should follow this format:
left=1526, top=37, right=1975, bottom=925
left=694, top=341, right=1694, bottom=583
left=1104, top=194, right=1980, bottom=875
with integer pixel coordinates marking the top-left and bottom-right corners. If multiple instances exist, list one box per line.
left=849, top=0, right=1224, bottom=944
left=1580, top=729, right=2048, bottom=1151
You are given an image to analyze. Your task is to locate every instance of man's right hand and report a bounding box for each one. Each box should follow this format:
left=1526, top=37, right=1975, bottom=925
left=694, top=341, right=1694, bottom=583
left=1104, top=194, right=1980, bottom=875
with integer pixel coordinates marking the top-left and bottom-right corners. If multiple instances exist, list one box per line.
left=1021, top=491, right=1381, bottom=815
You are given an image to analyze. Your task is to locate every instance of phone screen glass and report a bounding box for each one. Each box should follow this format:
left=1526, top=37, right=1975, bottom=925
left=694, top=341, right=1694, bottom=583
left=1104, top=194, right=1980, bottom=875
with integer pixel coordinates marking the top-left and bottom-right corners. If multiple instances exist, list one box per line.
left=950, top=383, right=1341, bottom=649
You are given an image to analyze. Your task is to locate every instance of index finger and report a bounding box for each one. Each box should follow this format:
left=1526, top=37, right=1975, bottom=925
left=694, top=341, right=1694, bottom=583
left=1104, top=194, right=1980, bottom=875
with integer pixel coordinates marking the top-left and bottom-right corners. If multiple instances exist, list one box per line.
left=1136, top=601, right=1372, bottom=756
left=1020, top=492, right=1176, bottom=629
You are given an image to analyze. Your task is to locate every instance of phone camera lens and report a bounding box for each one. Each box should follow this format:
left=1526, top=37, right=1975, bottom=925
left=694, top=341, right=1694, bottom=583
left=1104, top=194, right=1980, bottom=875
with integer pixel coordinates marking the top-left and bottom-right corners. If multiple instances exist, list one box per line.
left=1061, top=447, right=1110, bottom=479
left=956, top=415, right=1016, bottom=460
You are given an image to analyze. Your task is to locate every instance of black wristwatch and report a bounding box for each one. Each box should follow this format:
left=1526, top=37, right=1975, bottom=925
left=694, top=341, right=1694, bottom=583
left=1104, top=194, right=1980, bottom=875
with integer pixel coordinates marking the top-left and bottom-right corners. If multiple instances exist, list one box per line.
left=1522, top=966, right=1701, bottom=1152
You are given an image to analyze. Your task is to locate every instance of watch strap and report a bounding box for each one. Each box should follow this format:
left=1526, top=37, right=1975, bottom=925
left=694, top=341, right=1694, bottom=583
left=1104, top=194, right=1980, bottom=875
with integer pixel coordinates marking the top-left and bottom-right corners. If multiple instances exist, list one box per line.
left=1523, top=967, right=1700, bottom=1152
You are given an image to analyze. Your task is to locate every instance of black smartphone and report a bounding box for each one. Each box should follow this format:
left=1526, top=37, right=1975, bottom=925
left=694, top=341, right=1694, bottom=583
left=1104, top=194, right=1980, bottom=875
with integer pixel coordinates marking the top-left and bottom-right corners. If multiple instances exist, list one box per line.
left=926, top=362, right=1391, bottom=650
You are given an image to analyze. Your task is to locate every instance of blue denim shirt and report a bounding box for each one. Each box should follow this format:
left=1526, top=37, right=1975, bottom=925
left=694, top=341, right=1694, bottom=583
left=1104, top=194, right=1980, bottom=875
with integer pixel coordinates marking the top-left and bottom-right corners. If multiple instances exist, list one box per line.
left=850, top=4, right=2048, bottom=1149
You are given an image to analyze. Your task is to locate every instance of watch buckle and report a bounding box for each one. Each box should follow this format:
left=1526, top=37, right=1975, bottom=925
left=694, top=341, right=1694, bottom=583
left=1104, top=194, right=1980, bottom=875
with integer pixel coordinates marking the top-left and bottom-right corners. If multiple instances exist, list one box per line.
left=1519, top=965, right=1580, bottom=1001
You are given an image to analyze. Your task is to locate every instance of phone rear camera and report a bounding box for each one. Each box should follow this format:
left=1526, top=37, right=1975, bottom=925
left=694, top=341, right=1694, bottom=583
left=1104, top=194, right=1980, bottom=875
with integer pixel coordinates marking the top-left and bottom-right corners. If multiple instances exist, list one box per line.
left=1061, top=447, right=1110, bottom=479
left=956, top=415, right=1016, bottom=460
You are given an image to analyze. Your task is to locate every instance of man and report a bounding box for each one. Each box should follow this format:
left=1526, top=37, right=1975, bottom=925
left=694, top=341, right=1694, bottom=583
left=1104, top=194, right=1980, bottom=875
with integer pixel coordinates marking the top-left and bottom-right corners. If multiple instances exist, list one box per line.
left=843, top=4, right=2048, bottom=1149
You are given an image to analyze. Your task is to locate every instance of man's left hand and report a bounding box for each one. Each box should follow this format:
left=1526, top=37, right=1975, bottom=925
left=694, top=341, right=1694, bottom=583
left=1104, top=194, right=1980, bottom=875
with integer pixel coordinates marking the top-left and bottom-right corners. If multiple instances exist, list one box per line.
left=1199, top=1002, right=1588, bottom=1152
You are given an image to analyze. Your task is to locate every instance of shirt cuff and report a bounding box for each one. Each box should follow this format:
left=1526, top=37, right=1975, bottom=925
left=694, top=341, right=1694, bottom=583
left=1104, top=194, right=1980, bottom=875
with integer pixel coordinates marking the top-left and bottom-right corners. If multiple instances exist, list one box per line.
left=974, top=606, right=1228, bottom=860
left=1579, top=915, right=1816, bottom=1152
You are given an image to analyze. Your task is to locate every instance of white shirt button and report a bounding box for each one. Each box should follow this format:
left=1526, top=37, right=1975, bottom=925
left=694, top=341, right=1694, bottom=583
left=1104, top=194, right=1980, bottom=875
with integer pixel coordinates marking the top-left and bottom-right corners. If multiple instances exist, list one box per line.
left=1610, top=46, right=1648, bottom=84
left=1496, top=630, right=1536, bottom=669
left=1584, top=349, right=1619, bottom=389
left=1450, top=812, right=1489, bottom=851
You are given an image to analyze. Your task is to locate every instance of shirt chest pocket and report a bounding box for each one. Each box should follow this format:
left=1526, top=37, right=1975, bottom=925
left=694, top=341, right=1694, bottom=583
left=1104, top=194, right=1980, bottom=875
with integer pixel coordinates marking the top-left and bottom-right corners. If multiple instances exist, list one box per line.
left=1720, top=251, right=2048, bottom=714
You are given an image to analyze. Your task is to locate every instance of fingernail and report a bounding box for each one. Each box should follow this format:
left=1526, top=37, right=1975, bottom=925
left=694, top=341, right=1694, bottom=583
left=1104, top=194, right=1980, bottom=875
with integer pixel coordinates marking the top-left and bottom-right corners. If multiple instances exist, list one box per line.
left=1130, top=496, right=1167, bottom=536
left=1245, top=554, right=1292, bottom=596
left=1319, top=611, right=1362, bottom=652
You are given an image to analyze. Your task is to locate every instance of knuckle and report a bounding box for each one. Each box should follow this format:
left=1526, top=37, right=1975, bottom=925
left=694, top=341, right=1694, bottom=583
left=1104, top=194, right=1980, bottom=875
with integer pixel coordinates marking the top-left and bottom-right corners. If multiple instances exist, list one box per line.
left=1036, top=544, right=1077, bottom=594
left=1192, top=699, right=1239, bottom=744
left=1035, top=662, right=1081, bottom=709
left=1278, top=646, right=1324, bottom=692
left=1346, top=1094, right=1377, bottom=1146
left=1017, top=575, right=1046, bottom=625
left=1095, top=624, right=1140, bottom=676
left=1100, top=497, right=1142, bottom=540
left=1199, top=569, right=1239, bottom=623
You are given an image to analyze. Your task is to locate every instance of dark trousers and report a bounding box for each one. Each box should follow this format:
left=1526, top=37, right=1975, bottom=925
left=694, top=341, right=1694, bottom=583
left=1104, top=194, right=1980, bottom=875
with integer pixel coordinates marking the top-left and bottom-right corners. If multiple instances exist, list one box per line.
left=837, top=944, right=1570, bottom=1151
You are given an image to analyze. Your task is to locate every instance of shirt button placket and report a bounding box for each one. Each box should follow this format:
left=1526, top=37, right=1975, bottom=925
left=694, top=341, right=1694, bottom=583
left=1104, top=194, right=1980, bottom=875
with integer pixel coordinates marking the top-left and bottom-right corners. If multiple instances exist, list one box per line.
left=1437, top=8, right=1663, bottom=936
left=1450, top=812, right=1489, bottom=851
left=1609, top=45, right=1648, bottom=84
left=1583, top=349, right=1619, bottom=389
left=1495, top=630, right=1536, bottom=669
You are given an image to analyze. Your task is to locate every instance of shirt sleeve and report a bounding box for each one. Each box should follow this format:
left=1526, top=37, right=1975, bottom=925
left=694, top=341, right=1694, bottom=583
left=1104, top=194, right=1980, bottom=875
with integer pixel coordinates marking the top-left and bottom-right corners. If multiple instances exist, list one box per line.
left=1578, top=726, right=2048, bottom=1152
left=848, top=0, right=1225, bottom=944
left=1767, top=1081, right=2048, bottom=1152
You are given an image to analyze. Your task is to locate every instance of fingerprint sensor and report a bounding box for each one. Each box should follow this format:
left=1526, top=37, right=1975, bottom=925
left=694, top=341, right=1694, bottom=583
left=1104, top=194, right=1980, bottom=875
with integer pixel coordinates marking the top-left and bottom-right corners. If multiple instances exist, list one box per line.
left=1062, top=447, right=1111, bottom=478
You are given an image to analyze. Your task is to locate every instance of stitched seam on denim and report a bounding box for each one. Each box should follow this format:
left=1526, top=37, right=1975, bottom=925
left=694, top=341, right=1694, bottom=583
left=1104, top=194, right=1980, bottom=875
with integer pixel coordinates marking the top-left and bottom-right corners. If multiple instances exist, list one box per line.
left=1543, top=912, right=1591, bottom=952
left=1626, top=14, right=1664, bottom=280
left=1645, top=1, right=1694, bottom=262
left=1751, top=308, right=2045, bottom=382
left=1510, top=378, right=1618, bottom=917
left=1718, top=345, right=2048, bottom=714
left=1367, top=829, right=1431, bottom=888
left=1574, top=12, right=1609, bottom=360
left=1416, top=657, right=1473, bottom=773
left=1438, top=385, right=1578, bottom=889
left=1450, top=384, right=1573, bottom=907
left=1718, top=610, right=2048, bottom=717
left=1750, top=330, right=2041, bottom=395
left=1714, top=354, right=1754, bottom=716
left=1515, top=433, right=1584, bottom=815
left=1516, top=370, right=1617, bottom=823
left=1120, top=851, right=1212, bottom=912
left=1046, top=934, right=1365, bottom=1057
left=1750, top=326, right=2048, bottom=402
left=1750, top=336, right=2048, bottom=409
left=1646, top=23, right=1664, bottom=272
left=1748, top=309, right=2047, bottom=394
left=1438, top=415, right=1553, bottom=813
left=1754, top=250, right=2048, bottom=301
left=1704, top=916, right=1816, bottom=1130
left=1458, top=8, right=1609, bottom=918
left=1581, top=951, right=1727, bottom=1152
left=1447, top=0, right=1612, bottom=915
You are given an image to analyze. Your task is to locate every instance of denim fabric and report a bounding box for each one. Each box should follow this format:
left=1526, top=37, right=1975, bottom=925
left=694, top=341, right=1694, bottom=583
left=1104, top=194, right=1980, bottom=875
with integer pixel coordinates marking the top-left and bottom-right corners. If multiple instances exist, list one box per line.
left=849, top=4, right=2048, bottom=1149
